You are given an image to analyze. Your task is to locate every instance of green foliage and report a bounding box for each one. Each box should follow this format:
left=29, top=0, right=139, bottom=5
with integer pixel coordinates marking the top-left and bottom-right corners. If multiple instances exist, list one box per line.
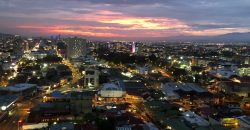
left=96, top=49, right=146, bottom=65
left=8, top=74, right=28, bottom=85
left=83, top=113, right=115, bottom=130
left=46, top=68, right=59, bottom=82
left=38, top=55, right=62, bottom=63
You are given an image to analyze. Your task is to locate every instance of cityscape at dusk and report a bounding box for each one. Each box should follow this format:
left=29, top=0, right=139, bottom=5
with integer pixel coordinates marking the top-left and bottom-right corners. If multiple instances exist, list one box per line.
left=0, top=0, right=250, bottom=130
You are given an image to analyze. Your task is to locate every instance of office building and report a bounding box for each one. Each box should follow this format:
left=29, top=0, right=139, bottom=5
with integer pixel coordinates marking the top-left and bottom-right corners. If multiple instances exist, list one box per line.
left=57, top=41, right=67, bottom=58
left=84, top=69, right=99, bottom=88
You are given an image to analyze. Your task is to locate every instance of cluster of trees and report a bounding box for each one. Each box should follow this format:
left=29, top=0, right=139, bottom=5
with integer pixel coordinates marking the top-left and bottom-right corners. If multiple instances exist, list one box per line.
left=37, top=55, right=62, bottom=63
left=168, top=67, right=193, bottom=82
left=221, top=50, right=235, bottom=57
left=9, top=56, right=71, bottom=85
left=96, top=48, right=170, bottom=67
left=85, top=113, right=115, bottom=130
left=46, top=65, right=72, bottom=82
left=0, top=65, right=3, bottom=75
left=98, top=51, right=147, bottom=65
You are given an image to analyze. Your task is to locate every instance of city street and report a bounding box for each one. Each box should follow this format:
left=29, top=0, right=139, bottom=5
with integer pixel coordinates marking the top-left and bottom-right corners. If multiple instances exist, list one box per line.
left=0, top=96, right=41, bottom=130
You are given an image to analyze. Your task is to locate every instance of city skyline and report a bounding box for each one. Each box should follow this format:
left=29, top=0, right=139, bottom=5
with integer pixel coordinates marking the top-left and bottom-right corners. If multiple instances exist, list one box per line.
left=1, top=0, right=250, bottom=40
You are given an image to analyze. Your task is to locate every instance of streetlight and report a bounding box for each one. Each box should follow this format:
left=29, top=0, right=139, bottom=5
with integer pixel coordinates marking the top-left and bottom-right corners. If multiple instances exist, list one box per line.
left=1, top=106, right=7, bottom=111
left=43, top=63, right=48, bottom=68
left=18, top=120, right=22, bottom=130
left=32, top=71, right=36, bottom=76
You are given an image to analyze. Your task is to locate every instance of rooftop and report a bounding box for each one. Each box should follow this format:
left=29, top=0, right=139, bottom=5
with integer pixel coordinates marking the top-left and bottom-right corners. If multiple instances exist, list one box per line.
left=182, top=111, right=210, bottom=127
left=70, top=91, right=93, bottom=99
left=50, top=122, right=74, bottom=130
left=163, top=83, right=207, bottom=93
left=0, top=83, right=37, bottom=92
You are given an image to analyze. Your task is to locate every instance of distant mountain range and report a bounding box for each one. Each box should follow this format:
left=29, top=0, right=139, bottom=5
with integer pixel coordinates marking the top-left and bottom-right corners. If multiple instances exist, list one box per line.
left=168, top=32, right=250, bottom=42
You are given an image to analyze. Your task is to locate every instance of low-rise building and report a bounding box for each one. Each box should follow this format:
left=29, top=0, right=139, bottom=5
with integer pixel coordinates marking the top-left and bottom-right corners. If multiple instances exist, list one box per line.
left=237, top=116, right=250, bottom=129
left=237, top=65, right=250, bottom=76
left=27, top=102, right=72, bottom=123
left=182, top=111, right=210, bottom=127
left=160, top=83, right=208, bottom=100
left=43, top=91, right=70, bottom=102
left=219, top=76, right=250, bottom=97
left=70, top=91, right=93, bottom=115
left=0, top=83, right=38, bottom=98
left=84, top=69, right=99, bottom=89
left=136, top=65, right=150, bottom=75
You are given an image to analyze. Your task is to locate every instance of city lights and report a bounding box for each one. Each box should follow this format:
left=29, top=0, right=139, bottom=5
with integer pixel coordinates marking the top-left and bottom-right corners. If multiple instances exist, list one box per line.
left=0, top=0, right=250, bottom=130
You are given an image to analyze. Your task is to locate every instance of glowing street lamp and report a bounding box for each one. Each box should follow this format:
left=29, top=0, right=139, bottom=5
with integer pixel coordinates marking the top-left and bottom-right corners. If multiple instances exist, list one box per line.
left=1, top=106, right=7, bottom=111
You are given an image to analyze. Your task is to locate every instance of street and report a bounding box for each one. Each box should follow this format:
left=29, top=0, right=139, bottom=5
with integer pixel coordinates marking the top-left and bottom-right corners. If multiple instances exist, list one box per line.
left=0, top=96, right=41, bottom=130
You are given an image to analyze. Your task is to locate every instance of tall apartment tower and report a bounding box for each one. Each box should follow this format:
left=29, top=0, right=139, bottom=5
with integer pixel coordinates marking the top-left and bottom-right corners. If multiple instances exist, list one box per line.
left=65, top=37, right=87, bottom=59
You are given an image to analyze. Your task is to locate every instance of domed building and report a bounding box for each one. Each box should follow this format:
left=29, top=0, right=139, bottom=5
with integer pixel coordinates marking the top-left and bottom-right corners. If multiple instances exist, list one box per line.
left=98, top=83, right=126, bottom=98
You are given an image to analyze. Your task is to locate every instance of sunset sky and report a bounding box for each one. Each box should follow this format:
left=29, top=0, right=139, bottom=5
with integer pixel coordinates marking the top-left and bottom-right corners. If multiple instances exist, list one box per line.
left=1, top=0, right=250, bottom=40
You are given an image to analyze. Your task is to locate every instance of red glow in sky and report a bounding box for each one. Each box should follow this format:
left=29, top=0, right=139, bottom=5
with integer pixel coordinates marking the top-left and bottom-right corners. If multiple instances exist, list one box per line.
left=1, top=0, right=250, bottom=40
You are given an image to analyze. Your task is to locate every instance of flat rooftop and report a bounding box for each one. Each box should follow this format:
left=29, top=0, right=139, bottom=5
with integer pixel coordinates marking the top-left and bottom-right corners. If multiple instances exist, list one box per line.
left=238, top=115, right=250, bottom=125
left=0, top=83, right=37, bottom=92
left=164, top=83, right=207, bottom=93
left=182, top=111, right=209, bottom=127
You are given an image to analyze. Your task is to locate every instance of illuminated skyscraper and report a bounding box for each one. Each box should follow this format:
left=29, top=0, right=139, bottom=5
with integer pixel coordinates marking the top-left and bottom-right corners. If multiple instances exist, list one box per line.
left=131, top=42, right=136, bottom=54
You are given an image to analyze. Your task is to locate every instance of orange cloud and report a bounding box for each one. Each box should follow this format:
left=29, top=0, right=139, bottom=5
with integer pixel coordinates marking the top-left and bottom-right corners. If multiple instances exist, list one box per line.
left=64, top=10, right=190, bottom=30
left=16, top=25, right=125, bottom=37
left=16, top=10, right=249, bottom=38
left=51, top=29, right=125, bottom=37
left=100, top=18, right=189, bottom=30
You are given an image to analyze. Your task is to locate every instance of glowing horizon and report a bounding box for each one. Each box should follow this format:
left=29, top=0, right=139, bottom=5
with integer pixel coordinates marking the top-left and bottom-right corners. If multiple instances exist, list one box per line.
left=1, top=0, right=250, bottom=40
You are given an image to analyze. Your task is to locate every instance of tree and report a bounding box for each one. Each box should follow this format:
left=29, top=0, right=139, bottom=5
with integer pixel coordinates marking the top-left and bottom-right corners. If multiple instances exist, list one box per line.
left=172, top=68, right=187, bottom=77
left=99, top=74, right=109, bottom=84
left=148, top=54, right=157, bottom=62
left=0, top=65, right=3, bottom=75
left=39, top=55, right=62, bottom=63
left=9, top=74, right=28, bottom=85
left=60, top=70, right=72, bottom=77
left=27, top=77, right=39, bottom=84
left=57, top=65, right=70, bottom=71
left=46, top=68, right=58, bottom=81
left=96, top=118, right=115, bottom=130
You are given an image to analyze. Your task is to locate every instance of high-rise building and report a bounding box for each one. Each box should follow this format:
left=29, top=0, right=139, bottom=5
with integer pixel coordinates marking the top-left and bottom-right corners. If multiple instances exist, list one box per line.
left=24, top=41, right=29, bottom=52
left=64, top=37, right=87, bottom=59
left=136, top=42, right=143, bottom=55
left=131, top=42, right=136, bottom=54
left=57, top=41, right=67, bottom=58
left=13, top=35, right=23, bottom=55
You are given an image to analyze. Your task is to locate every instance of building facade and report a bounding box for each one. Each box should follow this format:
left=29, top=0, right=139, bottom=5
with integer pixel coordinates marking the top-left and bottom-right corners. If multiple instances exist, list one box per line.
left=84, top=69, right=99, bottom=89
